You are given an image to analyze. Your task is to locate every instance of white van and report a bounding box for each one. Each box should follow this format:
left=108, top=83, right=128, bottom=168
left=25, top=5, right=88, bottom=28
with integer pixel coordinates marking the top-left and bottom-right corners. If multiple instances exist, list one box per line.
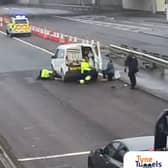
left=51, top=43, right=102, bottom=82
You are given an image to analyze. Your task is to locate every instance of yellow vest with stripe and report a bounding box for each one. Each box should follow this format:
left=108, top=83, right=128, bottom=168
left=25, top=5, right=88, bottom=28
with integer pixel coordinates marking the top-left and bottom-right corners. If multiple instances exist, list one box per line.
left=41, top=69, right=53, bottom=78
left=81, top=60, right=91, bottom=74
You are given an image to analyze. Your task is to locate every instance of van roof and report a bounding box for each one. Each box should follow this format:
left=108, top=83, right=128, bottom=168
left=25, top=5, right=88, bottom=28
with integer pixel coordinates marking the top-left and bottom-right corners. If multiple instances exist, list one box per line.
left=57, top=43, right=93, bottom=50
left=114, top=136, right=168, bottom=151
left=114, top=136, right=154, bottom=151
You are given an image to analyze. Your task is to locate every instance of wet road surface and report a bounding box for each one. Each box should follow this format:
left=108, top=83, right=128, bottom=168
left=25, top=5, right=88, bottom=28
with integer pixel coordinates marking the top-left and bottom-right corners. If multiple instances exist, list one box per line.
left=0, top=30, right=168, bottom=168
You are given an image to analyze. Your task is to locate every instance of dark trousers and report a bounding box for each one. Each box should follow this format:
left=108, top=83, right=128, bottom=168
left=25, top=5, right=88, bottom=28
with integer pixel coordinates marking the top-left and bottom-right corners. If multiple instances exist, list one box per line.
left=129, top=72, right=136, bottom=88
left=102, top=70, right=114, bottom=81
left=81, top=70, right=97, bottom=81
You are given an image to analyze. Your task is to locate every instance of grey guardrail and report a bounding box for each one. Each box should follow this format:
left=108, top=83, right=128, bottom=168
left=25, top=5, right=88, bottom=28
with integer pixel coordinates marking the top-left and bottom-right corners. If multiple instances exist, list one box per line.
left=109, top=44, right=168, bottom=68
left=0, top=135, right=24, bottom=168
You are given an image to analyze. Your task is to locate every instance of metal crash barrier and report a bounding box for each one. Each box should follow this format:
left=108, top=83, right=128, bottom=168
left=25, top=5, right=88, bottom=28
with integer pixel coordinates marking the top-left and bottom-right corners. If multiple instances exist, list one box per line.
left=0, top=135, right=24, bottom=168
left=1, top=15, right=168, bottom=77
left=104, top=44, right=168, bottom=78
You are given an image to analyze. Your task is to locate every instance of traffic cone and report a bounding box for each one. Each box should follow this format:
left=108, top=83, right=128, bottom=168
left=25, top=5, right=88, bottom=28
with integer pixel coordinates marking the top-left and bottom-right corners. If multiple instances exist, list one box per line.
left=67, top=36, right=73, bottom=43
left=73, top=37, right=78, bottom=43
left=31, top=25, right=37, bottom=35
left=59, top=34, right=66, bottom=44
left=91, top=40, right=95, bottom=45
left=49, top=32, right=59, bottom=42
left=43, top=29, right=50, bottom=39
left=39, top=28, right=44, bottom=38
left=3, top=16, right=10, bottom=24
left=35, top=26, right=41, bottom=36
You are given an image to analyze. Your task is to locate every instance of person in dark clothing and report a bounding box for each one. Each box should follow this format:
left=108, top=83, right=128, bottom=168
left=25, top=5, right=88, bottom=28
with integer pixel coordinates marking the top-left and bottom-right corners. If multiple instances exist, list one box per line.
left=125, top=55, right=138, bottom=89
left=102, top=58, right=115, bottom=81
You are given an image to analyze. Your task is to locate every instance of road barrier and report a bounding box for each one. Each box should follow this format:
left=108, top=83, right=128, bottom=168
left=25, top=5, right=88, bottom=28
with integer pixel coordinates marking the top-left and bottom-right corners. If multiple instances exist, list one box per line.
left=0, top=16, right=96, bottom=45
left=107, top=44, right=168, bottom=77
left=31, top=25, right=89, bottom=44
left=1, top=15, right=168, bottom=77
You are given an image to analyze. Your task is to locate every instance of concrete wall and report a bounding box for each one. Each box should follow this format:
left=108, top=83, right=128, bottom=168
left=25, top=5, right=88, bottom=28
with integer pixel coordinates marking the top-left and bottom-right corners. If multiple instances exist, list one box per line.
left=39, top=0, right=87, bottom=5
left=18, top=0, right=165, bottom=11
left=123, top=0, right=153, bottom=11
left=0, top=0, right=16, bottom=3
left=39, top=0, right=122, bottom=6
left=17, top=0, right=30, bottom=5
left=156, top=0, right=165, bottom=11
left=100, top=0, right=122, bottom=6
left=29, top=0, right=39, bottom=5
left=122, top=0, right=165, bottom=12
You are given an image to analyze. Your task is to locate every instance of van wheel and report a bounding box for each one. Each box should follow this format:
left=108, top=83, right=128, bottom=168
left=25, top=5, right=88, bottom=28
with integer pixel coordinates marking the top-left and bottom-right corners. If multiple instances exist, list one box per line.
left=9, top=33, right=13, bottom=38
left=6, top=30, right=9, bottom=35
left=88, top=157, right=94, bottom=168
left=61, top=69, right=68, bottom=82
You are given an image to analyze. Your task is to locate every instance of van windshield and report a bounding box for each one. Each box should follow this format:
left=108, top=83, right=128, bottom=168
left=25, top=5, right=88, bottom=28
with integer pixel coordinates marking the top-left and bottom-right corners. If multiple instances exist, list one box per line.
left=55, top=49, right=65, bottom=58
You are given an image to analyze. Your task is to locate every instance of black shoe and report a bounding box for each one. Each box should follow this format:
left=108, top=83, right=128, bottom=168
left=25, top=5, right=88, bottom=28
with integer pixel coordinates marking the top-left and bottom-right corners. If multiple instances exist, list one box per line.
left=130, top=86, right=135, bottom=89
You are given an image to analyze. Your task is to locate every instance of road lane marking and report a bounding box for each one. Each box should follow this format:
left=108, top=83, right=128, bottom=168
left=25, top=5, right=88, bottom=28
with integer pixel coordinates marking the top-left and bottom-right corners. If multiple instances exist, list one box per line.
left=14, top=38, right=54, bottom=55
left=0, top=145, right=18, bottom=168
left=0, top=31, right=6, bottom=35
left=0, top=30, right=54, bottom=55
left=54, top=16, right=151, bottom=33
left=3, top=8, right=10, bottom=10
left=18, top=151, right=90, bottom=162
left=11, top=8, right=20, bottom=10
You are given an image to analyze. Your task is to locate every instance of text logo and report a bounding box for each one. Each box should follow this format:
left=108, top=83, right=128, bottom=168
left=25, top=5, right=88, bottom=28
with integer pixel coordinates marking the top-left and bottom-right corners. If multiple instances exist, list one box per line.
left=124, top=152, right=168, bottom=168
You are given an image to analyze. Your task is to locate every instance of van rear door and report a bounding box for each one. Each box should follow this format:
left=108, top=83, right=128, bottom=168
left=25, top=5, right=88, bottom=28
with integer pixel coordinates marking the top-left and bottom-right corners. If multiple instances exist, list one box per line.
left=66, top=47, right=82, bottom=71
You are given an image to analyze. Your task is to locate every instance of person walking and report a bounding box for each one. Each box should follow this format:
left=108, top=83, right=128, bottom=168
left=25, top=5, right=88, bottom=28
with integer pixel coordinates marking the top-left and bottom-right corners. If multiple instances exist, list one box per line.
left=124, top=54, right=138, bottom=89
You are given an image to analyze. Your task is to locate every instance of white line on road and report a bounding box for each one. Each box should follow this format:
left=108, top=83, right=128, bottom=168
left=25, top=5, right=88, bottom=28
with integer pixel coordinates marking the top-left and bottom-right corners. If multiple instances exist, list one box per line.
left=3, top=8, right=9, bottom=10
left=18, top=151, right=90, bottom=162
left=54, top=16, right=151, bottom=32
left=14, top=38, right=54, bottom=55
left=0, top=30, right=6, bottom=35
left=11, top=8, right=20, bottom=10
left=0, top=31, right=54, bottom=55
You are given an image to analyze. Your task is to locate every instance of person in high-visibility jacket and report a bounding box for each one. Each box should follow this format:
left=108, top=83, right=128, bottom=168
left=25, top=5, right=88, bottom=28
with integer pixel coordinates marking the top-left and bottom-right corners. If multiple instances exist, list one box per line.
left=80, top=57, right=97, bottom=84
left=37, top=69, right=55, bottom=80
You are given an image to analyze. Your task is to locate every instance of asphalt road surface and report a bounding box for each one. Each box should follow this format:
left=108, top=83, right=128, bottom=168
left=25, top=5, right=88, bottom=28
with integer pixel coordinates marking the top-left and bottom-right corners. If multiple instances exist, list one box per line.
left=24, top=12, right=168, bottom=58
left=0, top=6, right=168, bottom=168
left=0, top=29, right=168, bottom=168
left=0, top=6, right=74, bottom=16
left=1, top=5, right=168, bottom=56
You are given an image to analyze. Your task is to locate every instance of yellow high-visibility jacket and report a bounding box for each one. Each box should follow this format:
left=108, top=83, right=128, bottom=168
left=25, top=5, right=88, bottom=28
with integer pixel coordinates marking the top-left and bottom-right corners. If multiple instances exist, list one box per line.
left=81, top=60, right=92, bottom=74
left=41, top=69, right=53, bottom=78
